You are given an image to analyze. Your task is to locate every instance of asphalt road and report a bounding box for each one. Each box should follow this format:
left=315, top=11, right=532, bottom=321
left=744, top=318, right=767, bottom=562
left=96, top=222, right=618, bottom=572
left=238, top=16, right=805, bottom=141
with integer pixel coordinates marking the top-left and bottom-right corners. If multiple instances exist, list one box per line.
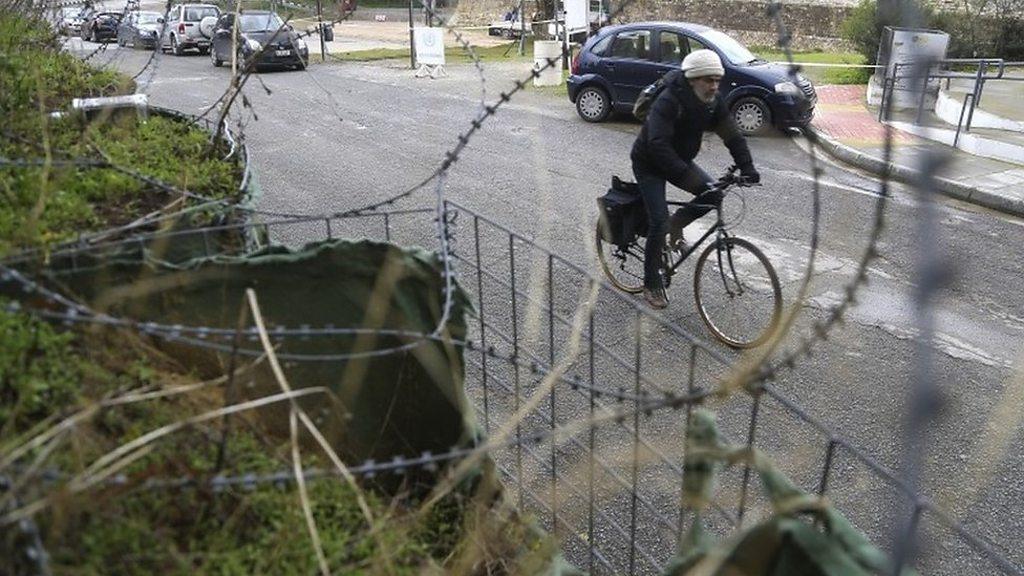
left=68, top=37, right=1024, bottom=574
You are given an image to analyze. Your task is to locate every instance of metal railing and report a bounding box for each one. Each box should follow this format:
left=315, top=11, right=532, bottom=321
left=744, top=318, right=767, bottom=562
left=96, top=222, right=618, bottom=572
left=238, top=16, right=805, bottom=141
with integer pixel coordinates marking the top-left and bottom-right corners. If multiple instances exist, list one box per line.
left=879, top=58, right=1024, bottom=146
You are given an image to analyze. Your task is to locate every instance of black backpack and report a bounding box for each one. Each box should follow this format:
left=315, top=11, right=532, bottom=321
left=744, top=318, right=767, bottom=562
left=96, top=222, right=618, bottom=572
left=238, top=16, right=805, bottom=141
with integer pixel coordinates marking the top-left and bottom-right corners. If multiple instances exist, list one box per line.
left=597, top=176, right=647, bottom=248
left=632, top=69, right=679, bottom=122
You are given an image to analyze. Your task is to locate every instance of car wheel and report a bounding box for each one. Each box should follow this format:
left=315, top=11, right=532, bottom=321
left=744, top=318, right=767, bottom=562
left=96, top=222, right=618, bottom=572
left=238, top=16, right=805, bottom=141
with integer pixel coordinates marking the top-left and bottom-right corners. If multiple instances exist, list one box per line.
left=576, top=86, right=611, bottom=123
left=198, top=47, right=209, bottom=55
left=731, top=96, right=773, bottom=136
left=211, top=47, right=223, bottom=67
left=171, top=35, right=182, bottom=55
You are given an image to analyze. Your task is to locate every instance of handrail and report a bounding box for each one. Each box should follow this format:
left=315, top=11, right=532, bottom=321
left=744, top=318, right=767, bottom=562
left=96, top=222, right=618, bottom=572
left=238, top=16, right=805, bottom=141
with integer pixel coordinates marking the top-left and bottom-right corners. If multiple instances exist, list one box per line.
left=877, top=57, right=1021, bottom=143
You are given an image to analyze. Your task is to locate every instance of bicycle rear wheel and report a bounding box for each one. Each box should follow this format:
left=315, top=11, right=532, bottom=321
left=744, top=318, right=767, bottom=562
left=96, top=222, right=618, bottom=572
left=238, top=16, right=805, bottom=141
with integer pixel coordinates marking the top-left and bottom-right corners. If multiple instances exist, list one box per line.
left=693, top=237, right=781, bottom=348
left=596, top=221, right=644, bottom=293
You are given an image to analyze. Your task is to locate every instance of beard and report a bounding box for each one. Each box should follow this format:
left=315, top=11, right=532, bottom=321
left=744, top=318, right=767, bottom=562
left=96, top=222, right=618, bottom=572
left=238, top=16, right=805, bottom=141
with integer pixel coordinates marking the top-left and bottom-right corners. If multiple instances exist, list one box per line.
left=695, top=89, right=717, bottom=104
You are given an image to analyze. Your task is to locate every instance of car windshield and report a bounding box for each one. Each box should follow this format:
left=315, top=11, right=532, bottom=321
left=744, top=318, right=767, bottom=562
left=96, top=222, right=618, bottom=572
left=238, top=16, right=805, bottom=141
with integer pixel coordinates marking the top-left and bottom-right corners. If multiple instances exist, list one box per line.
left=184, top=7, right=218, bottom=21
left=137, top=12, right=162, bottom=24
left=239, top=13, right=285, bottom=32
left=700, top=29, right=756, bottom=65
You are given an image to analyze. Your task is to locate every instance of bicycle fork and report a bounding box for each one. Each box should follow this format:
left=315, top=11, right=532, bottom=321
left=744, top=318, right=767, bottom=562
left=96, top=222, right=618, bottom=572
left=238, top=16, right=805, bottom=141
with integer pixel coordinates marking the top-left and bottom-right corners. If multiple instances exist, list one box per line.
left=715, top=236, right=744, bottom=297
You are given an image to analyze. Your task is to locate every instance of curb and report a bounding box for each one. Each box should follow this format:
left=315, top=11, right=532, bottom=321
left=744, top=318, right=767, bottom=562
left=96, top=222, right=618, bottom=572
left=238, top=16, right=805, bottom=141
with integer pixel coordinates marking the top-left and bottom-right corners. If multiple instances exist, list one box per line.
left=806, top=126, right=1024, bottom=219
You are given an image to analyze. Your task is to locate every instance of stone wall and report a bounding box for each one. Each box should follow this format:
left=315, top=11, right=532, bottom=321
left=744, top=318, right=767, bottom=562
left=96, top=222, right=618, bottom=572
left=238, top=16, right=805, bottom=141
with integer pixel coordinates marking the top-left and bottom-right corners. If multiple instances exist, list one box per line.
left=452, top=0, right=540, bottom=25
left=453, top=0, right=857, bottom=49
left=619, top=0, right=856, bottom=51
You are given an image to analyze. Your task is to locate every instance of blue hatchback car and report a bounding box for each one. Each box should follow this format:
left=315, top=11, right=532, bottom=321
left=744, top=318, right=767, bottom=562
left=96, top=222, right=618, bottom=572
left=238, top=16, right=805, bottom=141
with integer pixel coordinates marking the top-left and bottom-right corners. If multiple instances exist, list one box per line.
left=567, top=22, right=816, bottom=134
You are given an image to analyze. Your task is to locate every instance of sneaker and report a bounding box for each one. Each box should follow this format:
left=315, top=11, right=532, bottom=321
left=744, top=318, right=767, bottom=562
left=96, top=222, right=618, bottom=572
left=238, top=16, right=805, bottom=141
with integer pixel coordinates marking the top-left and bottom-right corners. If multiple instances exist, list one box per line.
left=643, top=287, right=668, bottom=310
left=668, top=210, right=687, bottom=251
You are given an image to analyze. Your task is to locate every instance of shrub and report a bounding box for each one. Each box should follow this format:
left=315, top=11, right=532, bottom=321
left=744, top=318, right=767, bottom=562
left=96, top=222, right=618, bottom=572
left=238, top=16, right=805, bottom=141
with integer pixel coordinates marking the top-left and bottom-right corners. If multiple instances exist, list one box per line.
left=840, top=0, right=936, bottom=64
left=841, top=0, right=1024, bottom=62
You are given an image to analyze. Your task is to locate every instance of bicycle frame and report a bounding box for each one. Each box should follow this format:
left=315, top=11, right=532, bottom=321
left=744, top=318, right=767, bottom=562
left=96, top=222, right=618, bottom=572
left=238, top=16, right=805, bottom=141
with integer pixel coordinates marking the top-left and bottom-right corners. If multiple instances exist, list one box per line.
left=663, top=196, right=728, bottom=277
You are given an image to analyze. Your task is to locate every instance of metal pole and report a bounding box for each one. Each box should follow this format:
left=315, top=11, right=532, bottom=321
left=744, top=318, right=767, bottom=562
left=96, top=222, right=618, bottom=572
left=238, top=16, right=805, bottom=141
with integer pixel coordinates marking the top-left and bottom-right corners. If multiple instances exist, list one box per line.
left=408, top=0, right=416, bottom=69
left=316, top=0, right=326, bottom=61
left=517, top=0, right=524, bottom=56
left=560, top=0, right=569, bottom=71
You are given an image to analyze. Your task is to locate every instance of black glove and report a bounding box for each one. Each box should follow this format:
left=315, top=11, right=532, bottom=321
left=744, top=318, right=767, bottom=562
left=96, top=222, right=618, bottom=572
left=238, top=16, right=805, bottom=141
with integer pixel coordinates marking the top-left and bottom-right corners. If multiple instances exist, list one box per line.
left=739, top=165, right=760, bottom=184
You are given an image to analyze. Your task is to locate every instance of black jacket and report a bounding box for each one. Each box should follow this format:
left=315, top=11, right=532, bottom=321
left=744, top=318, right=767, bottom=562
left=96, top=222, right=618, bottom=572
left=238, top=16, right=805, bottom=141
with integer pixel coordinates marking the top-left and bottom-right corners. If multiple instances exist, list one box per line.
left=631, top=70, right=753, bottom=182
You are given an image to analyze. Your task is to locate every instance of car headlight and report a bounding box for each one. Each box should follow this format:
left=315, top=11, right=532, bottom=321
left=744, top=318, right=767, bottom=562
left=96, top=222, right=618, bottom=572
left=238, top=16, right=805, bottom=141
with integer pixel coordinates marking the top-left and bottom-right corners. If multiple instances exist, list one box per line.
left=245, top=38, right=262, bottom=52
left=295, top=37, right=307, bottom=51
left=774, top=82, right=800, bottom=95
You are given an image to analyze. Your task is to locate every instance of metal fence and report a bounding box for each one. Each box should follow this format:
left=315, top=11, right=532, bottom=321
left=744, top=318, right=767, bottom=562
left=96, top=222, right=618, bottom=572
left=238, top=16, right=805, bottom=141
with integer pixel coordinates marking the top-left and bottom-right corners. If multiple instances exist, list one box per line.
left=4, top=195, right=1021, bottom=574
left=441, top=200, right=1023, bottom=575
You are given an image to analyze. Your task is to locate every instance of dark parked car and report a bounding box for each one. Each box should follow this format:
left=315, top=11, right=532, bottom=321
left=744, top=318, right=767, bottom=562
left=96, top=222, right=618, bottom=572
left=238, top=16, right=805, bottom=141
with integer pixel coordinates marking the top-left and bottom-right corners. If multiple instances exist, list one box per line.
left=80, top=11, right=122, bottom=43
left=567, top=22, right=816, bottom=134
left=117, top=11, right=165, bottom=49
left=208, top=11, right=308, bottom=71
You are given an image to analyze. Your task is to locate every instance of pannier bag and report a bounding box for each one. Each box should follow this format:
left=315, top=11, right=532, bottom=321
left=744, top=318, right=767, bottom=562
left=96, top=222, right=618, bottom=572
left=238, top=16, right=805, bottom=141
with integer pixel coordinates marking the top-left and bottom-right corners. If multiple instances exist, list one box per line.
left=597, top=176, right=647, bottom=248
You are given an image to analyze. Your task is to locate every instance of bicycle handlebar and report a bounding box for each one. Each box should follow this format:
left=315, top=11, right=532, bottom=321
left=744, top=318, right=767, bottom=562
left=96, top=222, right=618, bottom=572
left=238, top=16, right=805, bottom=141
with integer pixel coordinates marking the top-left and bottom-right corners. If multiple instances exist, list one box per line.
left=711, top=165, right=761, bottom=192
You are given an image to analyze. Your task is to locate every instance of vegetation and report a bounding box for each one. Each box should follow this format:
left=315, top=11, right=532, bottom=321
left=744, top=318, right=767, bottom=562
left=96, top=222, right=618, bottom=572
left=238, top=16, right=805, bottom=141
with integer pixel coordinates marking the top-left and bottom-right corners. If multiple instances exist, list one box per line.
left=751, top=48, right=870, bottom=85
left=840, top=0, right=1024, bottom=63
left=0, top=13, right=243, bottom=256
left=0, top=301, right=550, bottom=575
left=324, top=39, right=539, bottom=63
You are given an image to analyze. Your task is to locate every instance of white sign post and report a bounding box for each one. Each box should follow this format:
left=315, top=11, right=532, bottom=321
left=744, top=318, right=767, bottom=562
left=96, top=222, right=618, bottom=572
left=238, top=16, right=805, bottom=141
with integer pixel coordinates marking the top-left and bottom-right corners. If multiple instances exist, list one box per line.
left=413, top=27, right=446, bottom=79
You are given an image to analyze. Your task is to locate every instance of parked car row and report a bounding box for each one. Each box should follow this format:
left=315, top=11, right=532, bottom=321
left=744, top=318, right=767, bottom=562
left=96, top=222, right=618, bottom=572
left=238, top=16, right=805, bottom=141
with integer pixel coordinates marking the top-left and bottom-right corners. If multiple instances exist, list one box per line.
left=567, top=22, right=817, bottom=135
left=58, top=4, right=308, bottom=71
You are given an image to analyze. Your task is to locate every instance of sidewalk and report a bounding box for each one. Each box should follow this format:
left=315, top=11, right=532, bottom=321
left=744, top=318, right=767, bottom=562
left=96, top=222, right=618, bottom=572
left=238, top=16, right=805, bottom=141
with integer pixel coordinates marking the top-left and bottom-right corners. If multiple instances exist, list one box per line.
left=809, top=84, right=1024, bottom=218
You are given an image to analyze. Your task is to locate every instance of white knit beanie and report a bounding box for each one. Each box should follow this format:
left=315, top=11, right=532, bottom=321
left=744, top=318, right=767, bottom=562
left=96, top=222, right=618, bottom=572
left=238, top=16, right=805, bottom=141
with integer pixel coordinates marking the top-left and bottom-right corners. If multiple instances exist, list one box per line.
left=682, top=49, right=725, bottom=78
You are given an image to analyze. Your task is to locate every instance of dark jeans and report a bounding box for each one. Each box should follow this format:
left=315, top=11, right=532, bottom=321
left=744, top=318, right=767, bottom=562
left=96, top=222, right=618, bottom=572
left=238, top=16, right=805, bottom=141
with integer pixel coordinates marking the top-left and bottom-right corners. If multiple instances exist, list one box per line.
left=633, top=162, right=721, bottom=290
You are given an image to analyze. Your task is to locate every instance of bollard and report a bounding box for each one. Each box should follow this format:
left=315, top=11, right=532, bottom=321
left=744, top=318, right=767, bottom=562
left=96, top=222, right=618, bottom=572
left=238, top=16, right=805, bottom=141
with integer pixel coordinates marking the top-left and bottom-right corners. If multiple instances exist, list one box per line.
left=533, top=40, right=562, bottom=87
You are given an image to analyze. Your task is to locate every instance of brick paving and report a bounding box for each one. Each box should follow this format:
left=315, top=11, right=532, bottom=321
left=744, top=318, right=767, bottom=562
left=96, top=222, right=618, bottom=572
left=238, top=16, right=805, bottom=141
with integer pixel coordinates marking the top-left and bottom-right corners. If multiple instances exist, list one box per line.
left=812, top=85, right=914, bottom=144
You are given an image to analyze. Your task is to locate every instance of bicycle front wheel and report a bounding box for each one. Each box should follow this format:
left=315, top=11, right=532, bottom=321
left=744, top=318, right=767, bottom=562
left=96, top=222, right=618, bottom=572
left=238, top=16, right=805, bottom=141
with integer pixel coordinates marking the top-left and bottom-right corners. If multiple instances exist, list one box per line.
left=693, top=237, right=782, bottom=349
left=596, top=221, right=644, bottom=294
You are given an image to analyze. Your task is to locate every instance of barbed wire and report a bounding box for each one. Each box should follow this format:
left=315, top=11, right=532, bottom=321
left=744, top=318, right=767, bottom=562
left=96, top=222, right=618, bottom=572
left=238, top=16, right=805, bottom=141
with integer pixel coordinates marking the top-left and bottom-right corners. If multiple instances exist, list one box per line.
left=728, top=1, right=891, bottom=391
left=0, top=262, right=682, bottom=403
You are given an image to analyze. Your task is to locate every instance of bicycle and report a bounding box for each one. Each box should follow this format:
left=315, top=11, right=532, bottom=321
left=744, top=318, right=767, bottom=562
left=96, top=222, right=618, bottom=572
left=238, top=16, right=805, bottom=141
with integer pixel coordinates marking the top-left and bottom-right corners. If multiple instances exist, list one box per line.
left=596, top=166, right=782, bottom=349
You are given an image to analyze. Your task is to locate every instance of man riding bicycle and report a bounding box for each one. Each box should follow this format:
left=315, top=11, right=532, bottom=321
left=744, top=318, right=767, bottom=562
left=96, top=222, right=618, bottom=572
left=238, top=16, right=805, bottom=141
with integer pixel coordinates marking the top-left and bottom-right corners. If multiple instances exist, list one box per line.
left=631, top=49, right=760, bottom=309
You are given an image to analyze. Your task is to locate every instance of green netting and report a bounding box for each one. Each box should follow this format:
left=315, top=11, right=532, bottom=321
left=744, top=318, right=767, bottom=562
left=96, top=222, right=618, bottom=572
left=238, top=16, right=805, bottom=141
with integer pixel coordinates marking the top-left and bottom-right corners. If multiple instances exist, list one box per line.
left=29, top=239, right=476, bottom=470
left=665, top=410, right=914, bottom=576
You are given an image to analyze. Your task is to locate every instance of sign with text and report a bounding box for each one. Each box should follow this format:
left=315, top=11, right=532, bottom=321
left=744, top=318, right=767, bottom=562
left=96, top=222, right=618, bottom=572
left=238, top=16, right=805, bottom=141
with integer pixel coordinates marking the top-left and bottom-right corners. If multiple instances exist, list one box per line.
left=413, top=27, right=445, bottom=66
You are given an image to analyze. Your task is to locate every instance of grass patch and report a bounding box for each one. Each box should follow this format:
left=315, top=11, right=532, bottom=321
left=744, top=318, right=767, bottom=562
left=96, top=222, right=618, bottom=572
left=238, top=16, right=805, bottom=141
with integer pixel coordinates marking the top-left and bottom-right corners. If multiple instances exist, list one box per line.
left=751, top=48, right=870, bottom=85
left=0, top=301, right=557, bottom=575
left=327, top=39, right=537, bottom=63
left=0, top=12, right=243, bottom=256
